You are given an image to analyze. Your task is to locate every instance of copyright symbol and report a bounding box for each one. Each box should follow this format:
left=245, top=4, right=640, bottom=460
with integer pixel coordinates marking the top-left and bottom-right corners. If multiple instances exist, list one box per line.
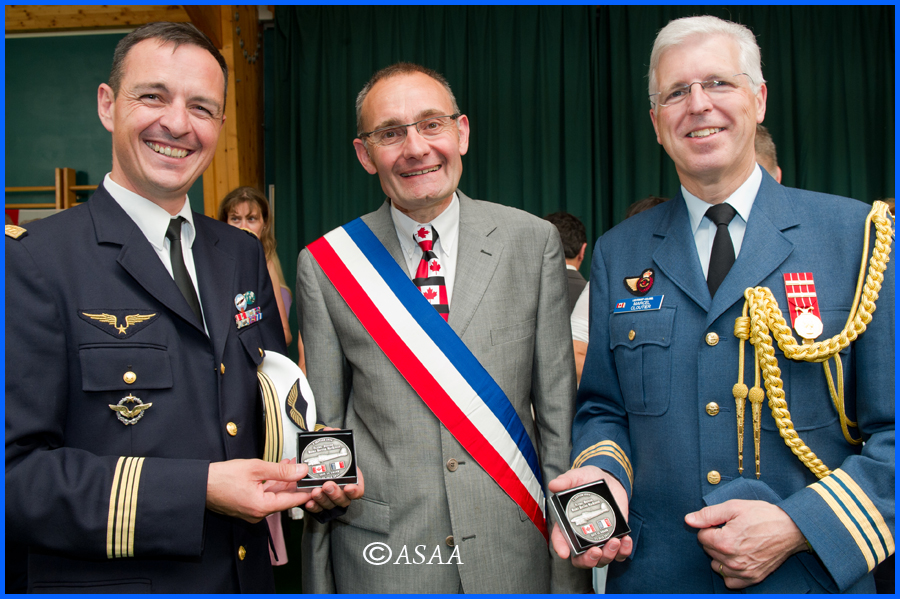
left=363, top=542, right=392, bottom=565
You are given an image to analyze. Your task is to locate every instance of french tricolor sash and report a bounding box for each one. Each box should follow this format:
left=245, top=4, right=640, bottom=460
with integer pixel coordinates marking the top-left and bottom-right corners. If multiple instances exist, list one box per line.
left=308, top=218, right=547, bottom=540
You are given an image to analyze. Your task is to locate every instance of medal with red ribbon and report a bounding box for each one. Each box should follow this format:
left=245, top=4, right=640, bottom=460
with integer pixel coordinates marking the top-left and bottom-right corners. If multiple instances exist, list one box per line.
left=783, top=272, right=823, bottom=340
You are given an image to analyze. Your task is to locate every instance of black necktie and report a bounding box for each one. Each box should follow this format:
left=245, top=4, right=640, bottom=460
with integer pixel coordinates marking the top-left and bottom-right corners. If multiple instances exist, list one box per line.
left=705, top=203, right=737, bottom=297
left=165, top=217, right=203, bottom=322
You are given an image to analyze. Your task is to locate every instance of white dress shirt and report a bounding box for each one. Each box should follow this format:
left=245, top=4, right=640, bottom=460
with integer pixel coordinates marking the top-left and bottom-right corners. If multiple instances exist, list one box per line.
left=390, top=193, right=460, bottom=304
left=104, top=173, right=207, bottom=331
left=682, top=164, right=762, bottom=278
left=570, top=281, right=590, bottom=343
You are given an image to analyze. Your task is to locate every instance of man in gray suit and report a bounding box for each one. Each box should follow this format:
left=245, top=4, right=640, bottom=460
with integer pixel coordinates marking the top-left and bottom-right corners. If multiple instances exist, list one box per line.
left=297, top=62, right=590, bottom=593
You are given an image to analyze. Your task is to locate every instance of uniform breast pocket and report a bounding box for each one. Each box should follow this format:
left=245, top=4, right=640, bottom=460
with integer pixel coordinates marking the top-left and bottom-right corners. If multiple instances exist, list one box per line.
left=608, top=307, right=675, bottom=416
left=238, top=325, right=265, bottom=366
left=79, top=344, right=173, bottom=392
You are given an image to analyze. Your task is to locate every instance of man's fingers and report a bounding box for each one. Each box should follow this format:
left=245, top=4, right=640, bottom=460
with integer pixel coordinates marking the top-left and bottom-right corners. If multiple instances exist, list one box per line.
left=613, top=535, right=633, bottom=561
left=548, top=465, right=604, bottom=493
left=550, top=524, right=571, bottom=559
left=259, top=459, right=308, bottom=482
left=685, top=502, right=731, bottom=529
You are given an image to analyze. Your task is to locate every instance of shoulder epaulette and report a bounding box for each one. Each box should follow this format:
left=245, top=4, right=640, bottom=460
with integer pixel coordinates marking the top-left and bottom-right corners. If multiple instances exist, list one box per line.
left=5, top=224, right=27, bottom=239
left=239, top=227, right=259, bottom=239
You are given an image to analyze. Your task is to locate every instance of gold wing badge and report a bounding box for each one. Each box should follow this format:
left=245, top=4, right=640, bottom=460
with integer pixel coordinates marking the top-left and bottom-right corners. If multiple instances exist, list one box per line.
left=81, top=312, right=157, bottom=337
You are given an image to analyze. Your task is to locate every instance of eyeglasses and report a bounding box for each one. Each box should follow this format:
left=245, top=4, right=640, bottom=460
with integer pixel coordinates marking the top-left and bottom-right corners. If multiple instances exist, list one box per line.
left=359, top=113, right=461, bottom=147
left=649, top=73, right=752, bottom=107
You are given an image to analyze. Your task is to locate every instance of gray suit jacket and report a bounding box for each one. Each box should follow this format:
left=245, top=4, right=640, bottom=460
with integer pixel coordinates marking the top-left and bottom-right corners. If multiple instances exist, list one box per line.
left=297, top=193, right=590, bottom=593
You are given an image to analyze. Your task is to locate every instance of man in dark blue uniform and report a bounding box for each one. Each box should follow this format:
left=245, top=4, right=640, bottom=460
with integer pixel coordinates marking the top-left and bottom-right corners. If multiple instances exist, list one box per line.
left=551, top=15, right=894, bottom=593
left=6, top=22, right=361, bottom=592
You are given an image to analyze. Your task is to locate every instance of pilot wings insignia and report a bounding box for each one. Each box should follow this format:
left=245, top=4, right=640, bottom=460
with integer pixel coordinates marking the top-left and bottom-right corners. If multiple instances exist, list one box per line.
left=110, top=394, right=153, bottom=425
left=80, top=310, right=158, bottom=338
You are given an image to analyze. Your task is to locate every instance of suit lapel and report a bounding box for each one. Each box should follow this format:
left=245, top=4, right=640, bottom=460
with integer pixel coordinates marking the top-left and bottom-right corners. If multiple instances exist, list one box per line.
left=449, top=192, right=502, bottom=338
left=706, top=178, right=797, bottom=325
left=362, top=201, right=406, bottom=268
left=652, top=196, right=711, bottom=312
left=91, top=187, right=205, bottom=333
left=192, top=218, right=236, bottom=360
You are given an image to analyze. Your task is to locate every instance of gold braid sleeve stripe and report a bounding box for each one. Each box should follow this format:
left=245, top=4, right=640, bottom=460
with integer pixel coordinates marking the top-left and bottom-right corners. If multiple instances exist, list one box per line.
left=258, top=371, right=283, bottom=463
left=808, top=468, right=894, bottom=571
left=106, top=456, right=145, bottom=559
left=831, top=470, right=895, bottom=557
left=572, top=441, right=633, bottom=487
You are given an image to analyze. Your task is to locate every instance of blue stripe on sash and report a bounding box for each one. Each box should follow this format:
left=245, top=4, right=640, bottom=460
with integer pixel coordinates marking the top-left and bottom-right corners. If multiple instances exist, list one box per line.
left=344, top=218, right=543, bottom=486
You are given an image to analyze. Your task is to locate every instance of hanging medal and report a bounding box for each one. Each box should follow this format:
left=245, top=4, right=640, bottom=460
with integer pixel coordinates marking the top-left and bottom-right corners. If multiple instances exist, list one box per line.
left=783, top=273, right=823, bottom=340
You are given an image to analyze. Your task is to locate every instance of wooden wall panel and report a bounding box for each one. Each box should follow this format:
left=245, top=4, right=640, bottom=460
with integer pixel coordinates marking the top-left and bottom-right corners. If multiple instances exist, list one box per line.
left=5, top=5, right=190, bottom=32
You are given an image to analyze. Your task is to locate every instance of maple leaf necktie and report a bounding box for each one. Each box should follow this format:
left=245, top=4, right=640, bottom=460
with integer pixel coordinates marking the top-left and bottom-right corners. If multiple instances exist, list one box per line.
left=413, top=224, right=449, bottom=320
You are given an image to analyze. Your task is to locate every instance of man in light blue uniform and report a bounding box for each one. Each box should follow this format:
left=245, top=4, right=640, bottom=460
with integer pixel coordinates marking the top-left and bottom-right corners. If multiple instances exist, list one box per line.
left=550, top=15, right=894, bottom=593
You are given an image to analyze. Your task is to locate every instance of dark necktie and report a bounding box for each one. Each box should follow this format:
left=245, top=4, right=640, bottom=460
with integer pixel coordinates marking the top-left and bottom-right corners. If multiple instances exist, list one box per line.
left=413, top=224, right=449, bottom=321
left=165, top=217, right=203, bottom=322
left=705, top=203, right=737, bottom=297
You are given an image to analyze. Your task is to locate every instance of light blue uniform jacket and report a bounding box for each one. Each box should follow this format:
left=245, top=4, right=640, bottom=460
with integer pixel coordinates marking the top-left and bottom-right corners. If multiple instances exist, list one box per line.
left=574, top=173, right=894, bottom=593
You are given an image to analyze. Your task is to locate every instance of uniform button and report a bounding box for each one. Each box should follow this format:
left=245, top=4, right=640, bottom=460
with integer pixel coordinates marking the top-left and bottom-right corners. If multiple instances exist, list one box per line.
left=706, top=402, right=720, bottom=416
left=220, top=363, right=226, bottom=375
left=446, top=535, right=455, bottom=547
left=706, top=332, right=719, bottom=346
left=238, top=545, right=246, bottom=560
left=628, top=330, right=636, bottom=341
left=446, top=458, right=458, bottom=472
left=123, top=371, right=136, bottom=384
left=227, top=422, right=238, bottom=436
left=707, top=471, right=721, bottom=485
left=258, top=348, right=264, bottom=357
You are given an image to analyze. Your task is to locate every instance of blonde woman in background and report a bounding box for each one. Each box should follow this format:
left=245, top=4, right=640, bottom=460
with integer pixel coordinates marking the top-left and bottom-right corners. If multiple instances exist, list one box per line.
left=218, top=187, right=305, bottom=374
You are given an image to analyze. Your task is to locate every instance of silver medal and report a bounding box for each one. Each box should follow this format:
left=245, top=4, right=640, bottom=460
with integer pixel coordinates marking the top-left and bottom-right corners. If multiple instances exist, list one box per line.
left=301, top=436, right=353, bottom=479
left=566, top=491, right=615, bottom=543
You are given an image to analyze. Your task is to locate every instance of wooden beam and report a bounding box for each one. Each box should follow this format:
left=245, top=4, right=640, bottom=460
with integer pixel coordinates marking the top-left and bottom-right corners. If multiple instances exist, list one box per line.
left=5, top=5, right=190, bottom=33
left=203, top=5, right=263, bottom=217
left=182, top=5, right=222, bottom=48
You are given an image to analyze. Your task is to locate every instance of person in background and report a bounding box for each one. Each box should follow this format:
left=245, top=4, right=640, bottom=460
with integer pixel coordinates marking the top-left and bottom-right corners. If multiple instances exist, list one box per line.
left=755, top=123, right=782, bottom=183
left=555, top=15, right=894, bottom=593
left=544, top=211, right=588, bottom=313
left=218, top=186, right=306, bottom=373
left=571, top=196, right=668, bottom=387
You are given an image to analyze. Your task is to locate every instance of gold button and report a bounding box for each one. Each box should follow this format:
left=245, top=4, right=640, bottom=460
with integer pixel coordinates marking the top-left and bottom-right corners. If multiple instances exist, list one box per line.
left=238, top=545, right=246, bottom=560
left=707, top=471, right=721, bottom=485
left=447, top=458, right=458, bottom=472
left=446, top=535, right=455, bottom=547
left=258, top=348, right=264, bottom=357
left=706, top=402, right=720, bottom=416
left=628, top=330, right=636, bottom=341
left=706, top=332, right=719, bottom=346
left=226, top=422, right=238, bottom=436
left=123, top=371, right=136, bottom=385
left=220, top=363, right=225, bottom=375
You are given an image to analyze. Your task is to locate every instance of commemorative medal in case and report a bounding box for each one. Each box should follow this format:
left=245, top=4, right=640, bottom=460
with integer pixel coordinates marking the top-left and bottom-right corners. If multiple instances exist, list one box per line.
left=550, top=480, right=630, bottom=555
left=297, top=430, right=358, bottom=488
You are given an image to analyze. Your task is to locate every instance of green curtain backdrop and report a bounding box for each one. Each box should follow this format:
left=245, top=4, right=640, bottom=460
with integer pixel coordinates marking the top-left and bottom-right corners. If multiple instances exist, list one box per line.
left=272, top=5, right=893, bottom=315
left=272, top=6, right=598, bottom=280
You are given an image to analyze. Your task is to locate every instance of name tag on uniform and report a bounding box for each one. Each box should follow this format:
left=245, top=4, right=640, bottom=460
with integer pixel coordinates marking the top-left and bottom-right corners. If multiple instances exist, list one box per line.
left=613, top=295, right=664, bottom=314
